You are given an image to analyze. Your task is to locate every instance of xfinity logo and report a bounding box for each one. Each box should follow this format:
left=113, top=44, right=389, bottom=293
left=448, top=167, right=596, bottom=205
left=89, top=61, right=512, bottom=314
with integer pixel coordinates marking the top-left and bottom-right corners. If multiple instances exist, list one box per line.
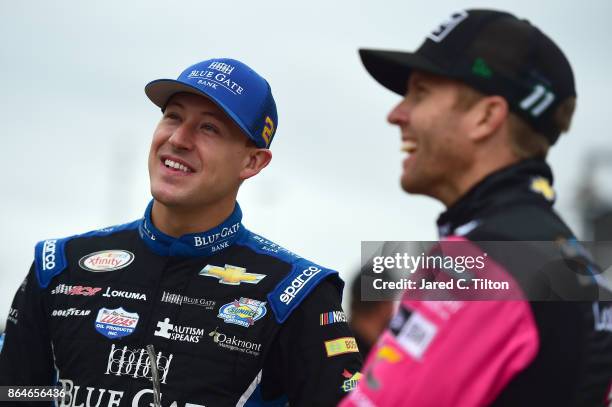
left=105, top=344, right=173, bottom=384
left=42, top=239, right=57, bottom=270
left=279, top=266, right=321, bottom=305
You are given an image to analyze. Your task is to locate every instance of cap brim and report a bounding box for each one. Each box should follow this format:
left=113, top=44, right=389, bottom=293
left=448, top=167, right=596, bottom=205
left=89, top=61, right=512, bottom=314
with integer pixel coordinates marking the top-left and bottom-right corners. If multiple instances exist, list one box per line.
left=144, top=79, right=259, bottom=146
left=359, top=49, right=445, bottom=95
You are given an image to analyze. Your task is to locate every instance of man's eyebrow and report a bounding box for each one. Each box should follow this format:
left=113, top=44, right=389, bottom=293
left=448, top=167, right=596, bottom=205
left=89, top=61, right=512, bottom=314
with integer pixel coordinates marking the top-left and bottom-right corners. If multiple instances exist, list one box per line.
left=165, top=101, right=225, bottom=119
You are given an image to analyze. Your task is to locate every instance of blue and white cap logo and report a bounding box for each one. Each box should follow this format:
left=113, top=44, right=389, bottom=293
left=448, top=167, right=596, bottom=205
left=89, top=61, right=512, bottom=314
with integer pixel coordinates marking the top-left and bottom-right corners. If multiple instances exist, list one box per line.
left=145, top=58, right=278, bottom=148
left=95, top=307, right=139, bottom=339
left=218, top=297, right=267, bottom=328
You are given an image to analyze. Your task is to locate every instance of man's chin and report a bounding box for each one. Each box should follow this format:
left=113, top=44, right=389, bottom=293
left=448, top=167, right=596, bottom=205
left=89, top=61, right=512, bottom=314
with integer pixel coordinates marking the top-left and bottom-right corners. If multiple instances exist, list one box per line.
left=400, top=176, right=423, bottom=195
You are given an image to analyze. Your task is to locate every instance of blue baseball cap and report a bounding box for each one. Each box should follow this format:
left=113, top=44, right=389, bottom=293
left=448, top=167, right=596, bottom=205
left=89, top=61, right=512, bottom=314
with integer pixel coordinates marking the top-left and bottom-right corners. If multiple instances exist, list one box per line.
left=145, top=58, right=278, bottom=148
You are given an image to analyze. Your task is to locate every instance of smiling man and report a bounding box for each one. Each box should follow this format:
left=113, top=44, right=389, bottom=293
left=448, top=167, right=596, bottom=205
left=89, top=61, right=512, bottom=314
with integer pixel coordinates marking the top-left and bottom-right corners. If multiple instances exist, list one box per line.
left=341, top=9, right=612, bottom=407
left=0, top=58, right=361, bottom=406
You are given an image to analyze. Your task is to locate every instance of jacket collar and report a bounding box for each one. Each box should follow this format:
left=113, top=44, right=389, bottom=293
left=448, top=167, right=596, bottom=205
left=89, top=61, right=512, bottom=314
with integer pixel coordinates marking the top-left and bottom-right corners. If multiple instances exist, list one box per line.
left=437, top=158, right=555, bottom=238
left=138, top=200, right=245, bottom=257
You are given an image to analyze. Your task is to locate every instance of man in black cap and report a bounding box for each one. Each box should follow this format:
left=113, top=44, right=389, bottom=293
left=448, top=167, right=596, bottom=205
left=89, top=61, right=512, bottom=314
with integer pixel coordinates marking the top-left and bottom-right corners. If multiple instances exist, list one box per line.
left=341, top=9, right=612, bottom=407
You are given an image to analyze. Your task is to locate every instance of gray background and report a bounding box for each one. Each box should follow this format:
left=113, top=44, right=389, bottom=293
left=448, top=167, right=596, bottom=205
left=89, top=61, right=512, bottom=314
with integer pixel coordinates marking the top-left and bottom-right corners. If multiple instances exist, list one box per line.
left=1, top=0, right=611, bottom=323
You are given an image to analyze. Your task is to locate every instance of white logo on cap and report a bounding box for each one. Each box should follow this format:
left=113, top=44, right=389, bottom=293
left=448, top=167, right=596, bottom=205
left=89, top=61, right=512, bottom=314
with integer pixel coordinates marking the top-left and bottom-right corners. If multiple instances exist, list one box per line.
left=428, top=10, right=469, bottom=43
left=519, top=84, right=556, bottom=117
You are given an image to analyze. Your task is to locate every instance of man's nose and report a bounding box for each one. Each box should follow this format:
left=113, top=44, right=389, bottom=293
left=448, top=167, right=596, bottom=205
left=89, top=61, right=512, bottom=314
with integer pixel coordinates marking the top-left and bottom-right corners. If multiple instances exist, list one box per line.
left=387, top=100, right=409, bottom=125
left=168, top=123, right=194, bottom=150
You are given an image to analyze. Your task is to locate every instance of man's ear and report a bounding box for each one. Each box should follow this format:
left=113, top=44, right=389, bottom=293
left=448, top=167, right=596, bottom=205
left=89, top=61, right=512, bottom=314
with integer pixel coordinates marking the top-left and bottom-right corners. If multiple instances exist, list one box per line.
left=240, top=149, right=273, bottom=180
left=467, top=95, right=509, bottom=141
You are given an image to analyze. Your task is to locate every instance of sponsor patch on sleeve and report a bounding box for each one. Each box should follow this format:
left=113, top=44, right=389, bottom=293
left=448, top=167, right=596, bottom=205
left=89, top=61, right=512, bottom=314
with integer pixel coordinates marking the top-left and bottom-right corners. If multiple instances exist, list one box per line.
left=320, top=310, right=347, bottom=326
left=325, top=337, right=359, bottom=357
left=390, top=308, right=438, bottom=360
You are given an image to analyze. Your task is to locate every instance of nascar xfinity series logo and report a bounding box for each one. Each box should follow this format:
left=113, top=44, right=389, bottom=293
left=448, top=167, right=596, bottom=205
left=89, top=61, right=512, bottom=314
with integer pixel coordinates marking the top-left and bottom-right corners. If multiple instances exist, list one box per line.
left=79, top=250, right=134, bottom=272
left=95, top=307, right=139, bottom=339
left=218, top=298, right=267, bottom=328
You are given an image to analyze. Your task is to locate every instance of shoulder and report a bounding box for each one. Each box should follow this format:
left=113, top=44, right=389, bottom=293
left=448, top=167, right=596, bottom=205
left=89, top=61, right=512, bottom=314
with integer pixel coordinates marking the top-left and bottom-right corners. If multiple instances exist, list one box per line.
left=236, top=229, right=344, bottom=324
left=467, top=203, right=574, bottom=241
left=33, top=219, right=141, bottom=289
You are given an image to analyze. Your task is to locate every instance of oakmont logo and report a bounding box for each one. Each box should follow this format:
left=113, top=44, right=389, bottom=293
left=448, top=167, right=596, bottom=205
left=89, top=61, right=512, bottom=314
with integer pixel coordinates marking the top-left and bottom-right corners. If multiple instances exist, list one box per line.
left=208, top=327, right=261, bottom=356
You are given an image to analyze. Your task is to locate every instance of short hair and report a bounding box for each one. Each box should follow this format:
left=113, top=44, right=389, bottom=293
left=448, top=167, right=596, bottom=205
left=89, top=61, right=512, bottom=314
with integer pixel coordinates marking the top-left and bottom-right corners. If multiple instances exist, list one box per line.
left=453, top=85, right=576, bottom=159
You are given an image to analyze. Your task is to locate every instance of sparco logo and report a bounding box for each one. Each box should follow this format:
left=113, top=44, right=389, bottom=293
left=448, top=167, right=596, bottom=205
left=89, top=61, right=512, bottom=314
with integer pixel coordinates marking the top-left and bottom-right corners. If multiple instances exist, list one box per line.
left=42, top=239, right=57, bottom=270
left=280, top=266, right=321, bottom=305
left=79, top=250, right=134, bottom=272
left=105, top=344, right=173, bottom=384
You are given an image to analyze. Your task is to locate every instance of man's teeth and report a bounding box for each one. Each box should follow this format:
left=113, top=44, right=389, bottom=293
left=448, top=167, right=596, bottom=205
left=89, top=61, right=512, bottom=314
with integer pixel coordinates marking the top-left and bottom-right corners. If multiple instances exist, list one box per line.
left=164, top=159, right=191, bottom=173
left=401, top=140, right=418, bottom=153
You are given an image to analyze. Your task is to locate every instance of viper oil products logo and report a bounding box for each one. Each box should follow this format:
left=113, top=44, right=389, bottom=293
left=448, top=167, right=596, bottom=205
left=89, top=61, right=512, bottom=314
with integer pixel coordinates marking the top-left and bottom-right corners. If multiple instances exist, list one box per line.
left=79, top=250, right=134, bottom=272
left=199, top=264, right=266, bottom=285
left=95, top=307, right=139, bottom=339
left=218, top=297, right=267, bottom=328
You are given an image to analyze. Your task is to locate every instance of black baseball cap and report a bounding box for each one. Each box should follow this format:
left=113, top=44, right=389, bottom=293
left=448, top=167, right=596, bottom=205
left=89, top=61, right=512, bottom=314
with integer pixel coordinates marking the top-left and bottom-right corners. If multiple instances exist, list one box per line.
left=359, top=9, right=576, bottom=144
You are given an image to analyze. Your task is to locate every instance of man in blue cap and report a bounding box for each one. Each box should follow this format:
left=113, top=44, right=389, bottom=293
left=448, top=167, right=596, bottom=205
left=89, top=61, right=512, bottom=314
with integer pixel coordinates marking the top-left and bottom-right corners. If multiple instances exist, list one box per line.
left=0, top=58, right=362, bottom=406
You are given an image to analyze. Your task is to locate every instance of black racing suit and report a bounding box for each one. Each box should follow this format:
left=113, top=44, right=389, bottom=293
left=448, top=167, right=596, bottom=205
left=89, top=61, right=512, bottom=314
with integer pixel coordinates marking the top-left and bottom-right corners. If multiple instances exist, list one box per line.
left=342, top=159, right=612, bottom=407
left=0, top=200, right=362, bottom=407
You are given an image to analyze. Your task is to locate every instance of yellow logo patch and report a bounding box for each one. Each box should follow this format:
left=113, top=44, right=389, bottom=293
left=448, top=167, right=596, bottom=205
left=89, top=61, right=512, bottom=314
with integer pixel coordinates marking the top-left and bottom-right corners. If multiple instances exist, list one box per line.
left=199, top=264, right=266, bottom=285
left=261, top=116, right=275, bottom=147
left=530, top=177, right=555, bottom=201
left=325, top=337, right=359, bottom=357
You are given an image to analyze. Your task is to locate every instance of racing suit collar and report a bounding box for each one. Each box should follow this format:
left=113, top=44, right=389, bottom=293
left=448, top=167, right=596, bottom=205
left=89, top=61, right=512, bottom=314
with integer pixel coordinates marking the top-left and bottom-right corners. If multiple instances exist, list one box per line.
left=138, top=199, right=245, bottom=257
left=437, top=158, right=555, bottom=238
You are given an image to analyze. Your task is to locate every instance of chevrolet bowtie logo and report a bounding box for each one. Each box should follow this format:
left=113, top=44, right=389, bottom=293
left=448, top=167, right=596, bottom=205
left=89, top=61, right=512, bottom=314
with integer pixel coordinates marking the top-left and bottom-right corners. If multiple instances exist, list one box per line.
left=199, top=264, right=266, bottom=285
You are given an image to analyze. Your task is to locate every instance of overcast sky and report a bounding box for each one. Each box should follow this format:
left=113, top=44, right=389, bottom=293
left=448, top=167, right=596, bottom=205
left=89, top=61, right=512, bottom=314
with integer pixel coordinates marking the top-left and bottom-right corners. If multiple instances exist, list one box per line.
left=1, top=0, right=611, bottom=321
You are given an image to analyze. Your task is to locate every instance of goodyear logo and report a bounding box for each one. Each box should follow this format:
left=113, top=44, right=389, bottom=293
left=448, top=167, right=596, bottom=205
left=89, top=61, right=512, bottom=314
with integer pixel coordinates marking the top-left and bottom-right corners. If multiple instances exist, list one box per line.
left=199, top=264, right=266, bottom=285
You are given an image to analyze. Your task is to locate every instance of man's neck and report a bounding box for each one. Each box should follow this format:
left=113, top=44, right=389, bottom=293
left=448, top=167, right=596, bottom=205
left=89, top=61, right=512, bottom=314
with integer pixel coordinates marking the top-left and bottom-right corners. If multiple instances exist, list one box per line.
left=150, top=198, right=237, bottom=238
left=437, top=154, right=519, bottom=208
